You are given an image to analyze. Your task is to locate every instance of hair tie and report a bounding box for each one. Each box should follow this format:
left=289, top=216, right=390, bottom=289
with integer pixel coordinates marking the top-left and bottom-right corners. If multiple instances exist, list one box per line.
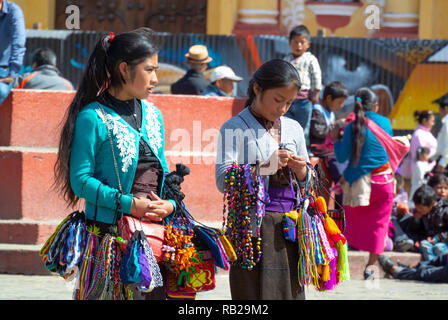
left=355, top=97, right=362, bottom=102
left=108, top=32, right=115, bottom=43
left=429, top=173, right=434, bottom=177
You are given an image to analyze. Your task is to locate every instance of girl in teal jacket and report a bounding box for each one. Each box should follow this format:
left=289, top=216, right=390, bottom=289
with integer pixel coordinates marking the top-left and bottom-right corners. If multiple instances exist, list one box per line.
left=54, top=28, right=175, bottom=299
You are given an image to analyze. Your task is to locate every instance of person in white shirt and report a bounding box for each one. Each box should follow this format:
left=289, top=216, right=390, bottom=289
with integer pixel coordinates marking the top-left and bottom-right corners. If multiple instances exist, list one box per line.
left=410, top=147, right=432, bottom=208
left=432, top=93, right=448, bottom=174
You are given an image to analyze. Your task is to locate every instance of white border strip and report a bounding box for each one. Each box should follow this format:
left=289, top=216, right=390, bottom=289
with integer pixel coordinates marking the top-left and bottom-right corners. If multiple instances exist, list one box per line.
left=239, top=18, right=278, bottom=24
left=383, top=13, right=419, bottom=19
left=381, top=21, right=418, bottom=28
left=306, top=4, right=360, bottom=16
left=238, top=9, right=278, bottom=15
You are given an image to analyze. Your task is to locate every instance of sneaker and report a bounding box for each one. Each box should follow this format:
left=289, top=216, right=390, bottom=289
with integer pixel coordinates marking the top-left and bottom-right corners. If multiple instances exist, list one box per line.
left=363, top=265, right=378, bottom=280
left=378, top=255, right=397, bottom=277
left=394, top=239, right=414, bottom=252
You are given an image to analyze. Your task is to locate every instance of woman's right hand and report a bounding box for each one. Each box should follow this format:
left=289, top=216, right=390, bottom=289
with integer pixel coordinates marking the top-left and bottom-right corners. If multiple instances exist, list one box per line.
left=130, top=197, right=164, bottom=222
left=260, top=149, right=291, bottom=175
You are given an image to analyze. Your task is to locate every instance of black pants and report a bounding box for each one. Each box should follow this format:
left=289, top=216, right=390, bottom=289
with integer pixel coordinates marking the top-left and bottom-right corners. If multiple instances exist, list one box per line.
left=396, top=253, right=448, bottom=283
left=391, top=214, right=411, bottom=243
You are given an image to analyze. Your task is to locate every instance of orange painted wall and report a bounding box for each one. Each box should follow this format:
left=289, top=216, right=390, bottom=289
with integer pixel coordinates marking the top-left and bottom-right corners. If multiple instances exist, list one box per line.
left=0, top=90, right=246, bottom=224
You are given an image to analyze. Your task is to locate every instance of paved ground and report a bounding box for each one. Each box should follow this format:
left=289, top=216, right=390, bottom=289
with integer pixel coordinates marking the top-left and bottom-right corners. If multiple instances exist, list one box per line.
left=1, top=273, right=447, bottom=300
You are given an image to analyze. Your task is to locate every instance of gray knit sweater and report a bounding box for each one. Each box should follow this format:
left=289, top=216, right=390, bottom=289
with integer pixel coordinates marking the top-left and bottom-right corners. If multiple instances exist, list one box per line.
left=215, top=107, right=309, bottom=193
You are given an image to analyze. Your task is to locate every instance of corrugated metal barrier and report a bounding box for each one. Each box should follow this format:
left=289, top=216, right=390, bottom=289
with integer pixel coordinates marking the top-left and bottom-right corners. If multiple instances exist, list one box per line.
left=23, top=30, right=448, bottom=130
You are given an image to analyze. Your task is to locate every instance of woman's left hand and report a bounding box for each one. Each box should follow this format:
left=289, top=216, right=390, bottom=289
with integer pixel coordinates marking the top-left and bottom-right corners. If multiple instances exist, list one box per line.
left=142, top=191, right=174, bottom=221
left=330, top=125, right=341, bottom=142
left=287, top=154, right=307, bottom=180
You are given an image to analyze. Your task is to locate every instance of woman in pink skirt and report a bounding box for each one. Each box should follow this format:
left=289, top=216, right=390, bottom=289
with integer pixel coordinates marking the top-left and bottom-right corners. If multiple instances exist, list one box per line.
left=332, top=87, right=395, bottom=279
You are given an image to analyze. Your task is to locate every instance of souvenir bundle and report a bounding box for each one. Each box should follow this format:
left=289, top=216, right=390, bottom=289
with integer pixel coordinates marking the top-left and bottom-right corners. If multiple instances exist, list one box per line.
left=222, top=162, right=266, bottom=271
left=222, top=161, right=350, bottom=292
left=41, top=164, right=235, bottom=300
left=40, top=211, right=88, bottom=280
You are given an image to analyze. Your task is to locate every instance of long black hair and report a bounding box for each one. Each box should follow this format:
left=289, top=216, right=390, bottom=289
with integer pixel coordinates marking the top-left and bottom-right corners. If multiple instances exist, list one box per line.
left=351, top=87, right=378, bottom=166
left=245, top=58, right=301, bottom=108
left=54, top=27, right=159, bottom=208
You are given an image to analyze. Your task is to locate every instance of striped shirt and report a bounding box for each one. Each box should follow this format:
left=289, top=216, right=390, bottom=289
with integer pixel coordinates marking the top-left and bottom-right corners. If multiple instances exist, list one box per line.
left=284, top=52, right=322, bottom=93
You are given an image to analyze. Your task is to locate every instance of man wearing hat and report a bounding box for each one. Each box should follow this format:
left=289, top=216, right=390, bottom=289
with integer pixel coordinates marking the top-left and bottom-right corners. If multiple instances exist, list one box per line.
left=432, top=92, right=448, bottom=173
left=201, top=65, right=243, bottom=97
left=171, top=44, right=212, bottom=95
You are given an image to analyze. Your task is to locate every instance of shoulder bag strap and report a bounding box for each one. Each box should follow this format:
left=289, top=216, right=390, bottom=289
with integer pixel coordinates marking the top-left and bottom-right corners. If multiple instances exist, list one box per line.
left=97, top=104, right=126, bottom=225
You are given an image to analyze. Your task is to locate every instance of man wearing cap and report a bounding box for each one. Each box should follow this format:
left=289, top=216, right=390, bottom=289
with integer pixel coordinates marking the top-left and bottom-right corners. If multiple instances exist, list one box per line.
left=202, top=65, right=243, bottom=97
left=432, top=92, right=448, bottom=173
left=171, top=44, right=212, bottom=95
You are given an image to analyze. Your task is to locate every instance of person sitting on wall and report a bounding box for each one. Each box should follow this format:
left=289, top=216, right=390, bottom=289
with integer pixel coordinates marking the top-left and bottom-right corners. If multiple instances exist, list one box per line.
left=171, top=44, right=212, bottom=95
left=14, top=47, right=73, bottom=91
left=0, top=0, right=26, bottom=105
left=201, top=65, right=242, bottom=97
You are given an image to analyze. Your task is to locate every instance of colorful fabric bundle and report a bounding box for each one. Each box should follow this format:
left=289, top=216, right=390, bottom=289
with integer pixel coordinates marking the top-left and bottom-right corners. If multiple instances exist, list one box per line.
left=167, top=250, right=216, bottom=296
left=295, top=168, right=350, bottom=292
left=40, top=211, right=87, bottom=278
left=217, top=231, right=237, bottom=262
left=193, top=225, right=229, bottom=270
left=74, top=225, right=99, bottom=300
left=163, top=222, right=207, bottom=288
left=162, top=215, right=221, bottom=296
left=327, top=208, right=346, bottom=233
left=119, top=230, right=163, bottom=293
left=74, top=228, right=132, bottom=300
left=166, top=270, right=196, bottom=300
left=297, top=199, right=320, bottom=289
left=282, top=210, right=298, bottom=242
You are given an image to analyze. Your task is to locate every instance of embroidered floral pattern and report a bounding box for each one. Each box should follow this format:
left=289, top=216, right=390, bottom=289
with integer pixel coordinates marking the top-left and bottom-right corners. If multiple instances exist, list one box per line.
left=96, top=109, right=137, bottom=173
left=144, top=102, right=162, bottom=155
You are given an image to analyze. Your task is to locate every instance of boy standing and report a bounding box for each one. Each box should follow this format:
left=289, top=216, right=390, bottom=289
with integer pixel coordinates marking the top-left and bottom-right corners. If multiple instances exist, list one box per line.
left=283, top=25, right=322, bottom=147
left=309, top=81, right=348, bottom=147
left=309, top=81, right=348, bottom=207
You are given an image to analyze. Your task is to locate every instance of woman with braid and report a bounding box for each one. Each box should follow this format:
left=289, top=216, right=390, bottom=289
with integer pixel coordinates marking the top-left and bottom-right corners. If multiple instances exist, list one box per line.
left=331, top=87, right=395, bottom=280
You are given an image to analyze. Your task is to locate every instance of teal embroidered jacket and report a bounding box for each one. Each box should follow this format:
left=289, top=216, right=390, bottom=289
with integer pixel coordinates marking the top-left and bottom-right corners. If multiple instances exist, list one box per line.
left=69, top=99, right=175, bottom=224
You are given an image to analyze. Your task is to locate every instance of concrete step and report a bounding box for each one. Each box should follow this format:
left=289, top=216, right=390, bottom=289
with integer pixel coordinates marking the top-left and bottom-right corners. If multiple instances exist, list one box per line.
left=0, top=147, right=74, bottom=220
left=0, top=243, right=49, bottom=275
left=0, top=242, right=423, bottom=278
left=347, top=250, right=422, bottom=279
left=0, top=90, right=72, bottom=148
left=0, top=219, right=60, bottom=245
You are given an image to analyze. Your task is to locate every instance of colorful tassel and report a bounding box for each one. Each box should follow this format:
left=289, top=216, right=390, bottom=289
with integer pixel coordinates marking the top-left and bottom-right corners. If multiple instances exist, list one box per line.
left=324, top=214, right=342, bottom=237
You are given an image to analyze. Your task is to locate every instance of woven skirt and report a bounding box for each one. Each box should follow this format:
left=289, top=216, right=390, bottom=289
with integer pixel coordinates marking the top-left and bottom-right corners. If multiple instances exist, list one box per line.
left=343, top=172, right=395, bottom=254
left=229, top=211, right=305, bottom=300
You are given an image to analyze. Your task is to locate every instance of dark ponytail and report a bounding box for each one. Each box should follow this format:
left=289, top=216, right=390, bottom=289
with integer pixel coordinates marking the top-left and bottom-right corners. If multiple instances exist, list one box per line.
left=351, top=87, right=378, bottom=166
left=54, top=28, right=159, bottom=208
left=413, top=110, right=434, bottom=124
left=245, top=59, right=301, bottom=108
